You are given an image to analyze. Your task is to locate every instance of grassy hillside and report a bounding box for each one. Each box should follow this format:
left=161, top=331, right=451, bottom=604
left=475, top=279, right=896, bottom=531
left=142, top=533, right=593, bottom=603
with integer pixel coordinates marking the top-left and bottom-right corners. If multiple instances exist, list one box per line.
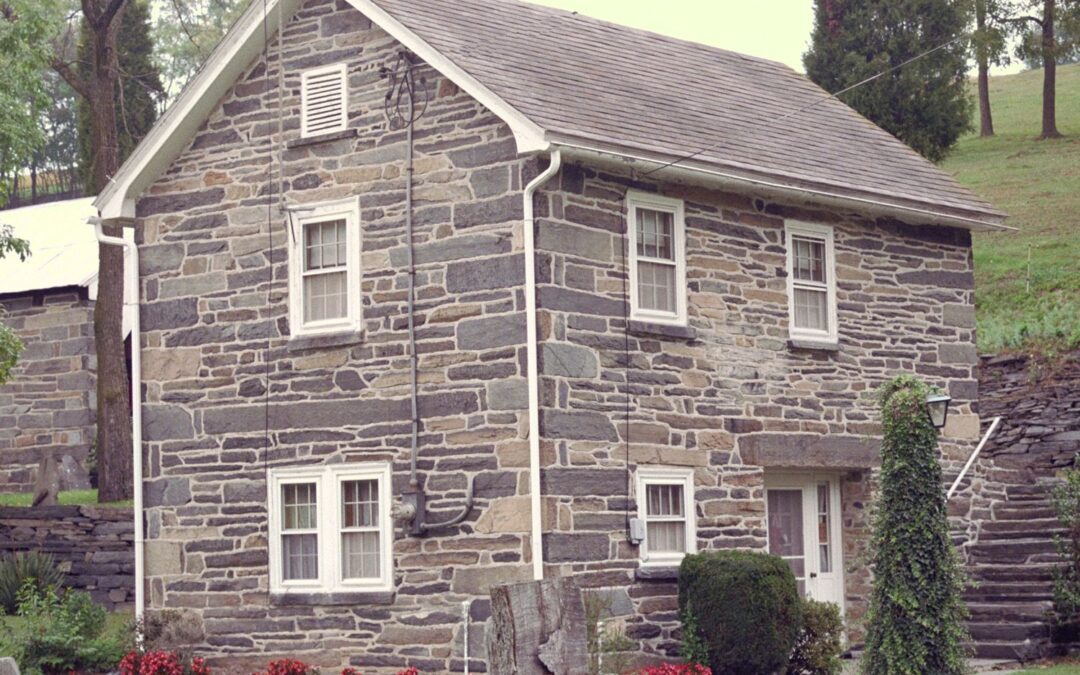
left=942, top=62, right=1080, bottom=355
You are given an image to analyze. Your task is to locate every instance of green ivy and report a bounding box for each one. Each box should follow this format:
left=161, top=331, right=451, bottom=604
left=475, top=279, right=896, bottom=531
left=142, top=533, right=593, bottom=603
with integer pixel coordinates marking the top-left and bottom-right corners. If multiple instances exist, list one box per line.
left=862, top=375, right=970, bottom=675
left=1051, top=455, right=1080, bottom=629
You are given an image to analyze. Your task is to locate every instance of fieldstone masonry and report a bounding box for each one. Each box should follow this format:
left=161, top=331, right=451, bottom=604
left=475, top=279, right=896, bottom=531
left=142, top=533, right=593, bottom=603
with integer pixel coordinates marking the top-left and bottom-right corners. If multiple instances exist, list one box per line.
left=133, top=0, right=983, bottom=670
left=0, top=288, right=96, bottom=493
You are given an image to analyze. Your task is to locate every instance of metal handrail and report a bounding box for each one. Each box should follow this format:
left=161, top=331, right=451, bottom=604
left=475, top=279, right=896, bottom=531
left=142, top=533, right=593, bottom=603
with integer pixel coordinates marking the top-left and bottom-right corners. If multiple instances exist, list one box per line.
left=946, top=416, right=1003, bottom=500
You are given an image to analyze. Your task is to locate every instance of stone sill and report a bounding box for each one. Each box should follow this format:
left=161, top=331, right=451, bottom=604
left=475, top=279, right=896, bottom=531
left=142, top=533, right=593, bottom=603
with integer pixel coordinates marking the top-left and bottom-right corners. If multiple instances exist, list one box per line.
left=285, top=128, right=359, bottom=149
left=286, top=330, right=364, bottom=352
left=788, top=338, right=840, bottom=352
left=627, top=320, right=697, bottom=341
left=634, top=566, right=679, bottom=581
left=270, top=591, right=394, bottom=606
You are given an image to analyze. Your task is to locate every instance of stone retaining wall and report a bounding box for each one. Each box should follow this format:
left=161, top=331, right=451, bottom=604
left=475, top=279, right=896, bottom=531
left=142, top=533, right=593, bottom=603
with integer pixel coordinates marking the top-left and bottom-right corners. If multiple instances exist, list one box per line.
left=0, top=505, right=134, bottom=612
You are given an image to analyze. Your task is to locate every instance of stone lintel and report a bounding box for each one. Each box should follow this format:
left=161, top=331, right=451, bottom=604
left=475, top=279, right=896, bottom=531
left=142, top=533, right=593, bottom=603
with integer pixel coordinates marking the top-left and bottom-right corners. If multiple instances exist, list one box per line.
left=627, top=320, right=697, bottom=341
left=788, top=338, right=840, bottom=352
left=739, top=433, right=880, bottom=469
left=634, top=566, right=679, bottom=581
left=269, top=591, right=395, bottom=606
left=284, top=128, right=360, bottom=149
left=286, top=330, right=365, bottom=352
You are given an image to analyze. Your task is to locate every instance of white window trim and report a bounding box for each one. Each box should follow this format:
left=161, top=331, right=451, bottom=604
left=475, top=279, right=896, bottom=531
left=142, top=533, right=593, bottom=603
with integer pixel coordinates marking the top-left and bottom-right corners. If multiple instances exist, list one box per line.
left=626, top=190, right=688, bottom=326
left=267, top=463, right=393, bottom=594
left=300, top=62, right=348, bottom=138
left=287, top=197, right=362, bottom=337
left=784, top=220, right=838, bottom=344
left=636, top=466, right=697, bottom=567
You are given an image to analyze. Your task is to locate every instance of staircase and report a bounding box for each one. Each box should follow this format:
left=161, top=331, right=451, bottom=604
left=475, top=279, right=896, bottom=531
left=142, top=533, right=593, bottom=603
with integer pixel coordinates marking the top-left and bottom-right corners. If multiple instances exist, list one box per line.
left=965, top=479, right=1065, bottom=660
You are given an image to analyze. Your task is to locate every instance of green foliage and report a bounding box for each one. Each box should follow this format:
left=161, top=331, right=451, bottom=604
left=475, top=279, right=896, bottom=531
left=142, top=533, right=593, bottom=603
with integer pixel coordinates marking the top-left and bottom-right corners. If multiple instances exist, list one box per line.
left=943, top=63, right=1080, bottom=355
left=803, top=0, right=972, bottom=162
left=77, top=0, right=164, bottom=188
left=786, top=599, right=844, bottom=675
left=7, top=580, right=129, bottom=674
left=862, top=375, right=970, bottom=675
left=1008, top=0, right=1080, bottom=68
left=1051, top=455, right=1080, bottom=627
left=152, top=0, right=246, bottom=97
left=678, top=601, right=709, bottom=668
left=0, top=0, right=66, bottom=207
left=0, top=552, right=65, bottom=615
left=678, top=550, right=802, bottom=675
left=0, top=194, right=33, bottom=385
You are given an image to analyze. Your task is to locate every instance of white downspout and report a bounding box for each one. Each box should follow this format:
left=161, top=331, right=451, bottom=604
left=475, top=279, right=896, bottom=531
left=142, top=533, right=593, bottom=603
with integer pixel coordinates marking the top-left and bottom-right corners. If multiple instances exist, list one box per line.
left=89, top=217, right=143, bottom=622
left=525, top=150, right=561, bottom=581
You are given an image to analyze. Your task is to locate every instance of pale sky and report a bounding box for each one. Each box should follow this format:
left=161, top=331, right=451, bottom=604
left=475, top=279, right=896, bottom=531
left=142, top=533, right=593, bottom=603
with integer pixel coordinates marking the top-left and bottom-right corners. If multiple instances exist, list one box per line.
left=526, top=0, right=1023, bottom=75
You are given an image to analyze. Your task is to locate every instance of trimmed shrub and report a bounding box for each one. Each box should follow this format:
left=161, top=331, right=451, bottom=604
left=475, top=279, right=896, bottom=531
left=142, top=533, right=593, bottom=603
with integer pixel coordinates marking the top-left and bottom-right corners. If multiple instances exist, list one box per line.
left=862, top=375, right=970, bottom=675
left=786, top=599, right=844, bottom=675
left=0, top=550, right=65, bottom=614
left=678, top=550, right=802, bottom=675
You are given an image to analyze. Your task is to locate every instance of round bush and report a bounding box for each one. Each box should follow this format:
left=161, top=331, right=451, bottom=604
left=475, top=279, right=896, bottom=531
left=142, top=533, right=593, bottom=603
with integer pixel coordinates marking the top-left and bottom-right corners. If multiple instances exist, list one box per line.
left=786, top=599, right=843, bottom=675
left=678, top=550, right=802, bottom=675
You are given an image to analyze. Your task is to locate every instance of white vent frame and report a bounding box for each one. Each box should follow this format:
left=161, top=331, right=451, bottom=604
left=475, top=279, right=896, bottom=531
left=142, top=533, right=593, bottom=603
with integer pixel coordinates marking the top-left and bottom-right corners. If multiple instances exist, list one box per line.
left=300, top=63, right=348, bottom=138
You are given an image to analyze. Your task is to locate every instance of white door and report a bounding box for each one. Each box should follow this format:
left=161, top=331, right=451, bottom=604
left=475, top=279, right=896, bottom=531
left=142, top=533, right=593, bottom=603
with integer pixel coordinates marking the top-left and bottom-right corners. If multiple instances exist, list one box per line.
left=765, top=474, right=844, bottom=609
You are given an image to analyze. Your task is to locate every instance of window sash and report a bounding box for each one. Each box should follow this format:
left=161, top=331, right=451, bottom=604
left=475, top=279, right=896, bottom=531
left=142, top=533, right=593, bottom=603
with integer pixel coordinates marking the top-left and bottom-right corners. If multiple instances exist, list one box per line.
left=786, top=223, right=836, bottom=342
left=627, top=192, right=686, bottom=326
left=288, top=198, right=361, bottom=336
left=636, top=469, right=695, bottom=565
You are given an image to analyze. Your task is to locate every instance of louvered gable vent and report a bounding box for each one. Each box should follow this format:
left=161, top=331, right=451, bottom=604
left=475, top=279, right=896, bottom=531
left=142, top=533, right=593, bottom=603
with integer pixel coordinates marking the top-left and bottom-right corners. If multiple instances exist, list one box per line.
left=301, top=63, right=348, bottom=138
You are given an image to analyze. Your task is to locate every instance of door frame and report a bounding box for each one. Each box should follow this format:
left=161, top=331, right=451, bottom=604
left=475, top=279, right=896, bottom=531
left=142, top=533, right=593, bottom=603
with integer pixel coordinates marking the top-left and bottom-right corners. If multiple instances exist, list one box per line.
left=763, top=471, right=845, bottom=614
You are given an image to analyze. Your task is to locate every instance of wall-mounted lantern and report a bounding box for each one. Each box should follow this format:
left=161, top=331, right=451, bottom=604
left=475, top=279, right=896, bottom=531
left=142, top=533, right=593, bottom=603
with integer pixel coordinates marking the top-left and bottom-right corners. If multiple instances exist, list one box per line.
left=925, top=393, right=952, bottom=430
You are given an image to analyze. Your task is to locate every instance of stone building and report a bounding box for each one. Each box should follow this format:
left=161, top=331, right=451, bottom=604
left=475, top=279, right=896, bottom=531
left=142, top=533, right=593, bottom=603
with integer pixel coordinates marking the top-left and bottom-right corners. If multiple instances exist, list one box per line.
left=0, top=198, right=133, bottom=493
left=92, top=0, right=1007, bottom=670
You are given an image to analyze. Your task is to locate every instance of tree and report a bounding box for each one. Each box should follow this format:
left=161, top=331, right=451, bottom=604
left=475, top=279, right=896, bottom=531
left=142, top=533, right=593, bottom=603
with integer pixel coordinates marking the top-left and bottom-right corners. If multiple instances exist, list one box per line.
left=972, top=0, right=1011, bottom=136
left=0, top=225, right=30, bottom=385
left=997, top=0, right=1080, bottom=138
left=862, top=375, right=970, bottom=675
left=52, top=0, right=137, bottom=503
left=804, top=0, right=973, bottom=162
left=76, top=0, right=163, bottom=186
left=152, top=0, right=245, bottom=98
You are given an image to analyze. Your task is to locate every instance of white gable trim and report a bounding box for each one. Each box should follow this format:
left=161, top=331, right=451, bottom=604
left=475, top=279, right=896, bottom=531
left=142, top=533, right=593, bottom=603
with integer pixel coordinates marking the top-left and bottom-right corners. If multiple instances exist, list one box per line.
left=94, top=0, right=547, bottom=221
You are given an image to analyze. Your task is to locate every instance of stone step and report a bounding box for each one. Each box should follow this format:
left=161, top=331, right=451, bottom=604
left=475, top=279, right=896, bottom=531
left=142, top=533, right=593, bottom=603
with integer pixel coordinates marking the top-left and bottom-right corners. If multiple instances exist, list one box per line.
left=981, top=517, right=1061, bottom=534
left=966, top=601, right=1052, bottom=623
left=968, top=539, right=1059, bottom=564
left=967, top=639, right=1045, bottom=661
left=964, top=585, right=1054, bottom=603
left=969, top=563, right=1059, bottom=583
left=976, top=527, right=1066, bottom=542
left=993, top=505, right=1057, bottom=520
left=967, top=620, right=1049, bottom=641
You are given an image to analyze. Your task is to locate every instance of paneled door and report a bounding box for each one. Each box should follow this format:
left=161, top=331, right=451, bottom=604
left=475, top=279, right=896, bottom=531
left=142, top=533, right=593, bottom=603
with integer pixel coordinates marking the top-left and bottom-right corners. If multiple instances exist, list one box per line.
left=765, top=474, right=844, bottom=609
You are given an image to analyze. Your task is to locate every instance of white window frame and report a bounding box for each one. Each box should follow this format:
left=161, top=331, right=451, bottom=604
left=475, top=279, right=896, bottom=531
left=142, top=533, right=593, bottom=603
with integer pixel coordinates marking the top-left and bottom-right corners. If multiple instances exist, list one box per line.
left=636, top=466, right=697, bottom=567
left=626, top=191, right=688, bottom=326
left=300, top=62, right=348, bottom=138
left=287, top=197, right=362, bottom=337
left=268, top=463, right=393, bottom=594
left=784, top=221, right=838, bottom=344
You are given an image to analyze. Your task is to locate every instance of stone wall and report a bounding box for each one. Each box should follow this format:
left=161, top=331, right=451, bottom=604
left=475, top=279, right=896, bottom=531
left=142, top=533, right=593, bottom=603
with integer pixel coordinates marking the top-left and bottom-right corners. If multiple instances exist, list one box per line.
left=532, top=162, right=982, bottom=654
left=0, top=505, right=134, bottom=611
left=136, top=0, right=529, bottom=671
left=0, top=287, right=96, bottom=493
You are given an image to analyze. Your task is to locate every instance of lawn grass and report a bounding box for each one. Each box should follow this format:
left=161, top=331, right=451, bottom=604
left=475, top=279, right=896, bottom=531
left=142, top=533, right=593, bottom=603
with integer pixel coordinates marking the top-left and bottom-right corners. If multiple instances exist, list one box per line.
left=1015, top=664, right=1080, bottom=674
left=0, top=489, right=132, bottom=508
left=941, top=62, right=1080, bottom=355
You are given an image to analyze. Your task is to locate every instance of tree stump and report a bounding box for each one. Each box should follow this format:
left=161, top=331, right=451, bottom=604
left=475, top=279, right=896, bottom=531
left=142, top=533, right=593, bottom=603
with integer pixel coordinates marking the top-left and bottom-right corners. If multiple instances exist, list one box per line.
left=486, top=577, right=588, bottom=675
left=32, top=453, right=60, bottom=506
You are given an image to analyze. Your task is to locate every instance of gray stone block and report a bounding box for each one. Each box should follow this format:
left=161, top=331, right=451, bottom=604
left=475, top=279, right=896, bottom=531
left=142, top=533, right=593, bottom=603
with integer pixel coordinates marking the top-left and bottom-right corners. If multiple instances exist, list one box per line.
left=457, top=313, right=526, bottom=350
left=541, top=342, right=598, bottom=378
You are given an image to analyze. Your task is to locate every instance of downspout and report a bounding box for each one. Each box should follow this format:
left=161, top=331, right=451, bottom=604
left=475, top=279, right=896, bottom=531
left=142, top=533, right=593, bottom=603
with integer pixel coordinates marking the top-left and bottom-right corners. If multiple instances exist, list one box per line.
left=525, top=150, right=561, bottom=580
left=89, top=217, right=143, bottom=622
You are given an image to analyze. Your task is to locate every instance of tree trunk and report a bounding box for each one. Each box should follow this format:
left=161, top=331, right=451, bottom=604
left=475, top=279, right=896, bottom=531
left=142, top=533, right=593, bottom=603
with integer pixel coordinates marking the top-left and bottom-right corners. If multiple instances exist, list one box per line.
left=487, top=578, right=588, bottom=675
left=976, top=0, right=995, bottom=136
left=1041, top=0, right=1062, bottom=139
left=89, top=3, right=133, bottom=503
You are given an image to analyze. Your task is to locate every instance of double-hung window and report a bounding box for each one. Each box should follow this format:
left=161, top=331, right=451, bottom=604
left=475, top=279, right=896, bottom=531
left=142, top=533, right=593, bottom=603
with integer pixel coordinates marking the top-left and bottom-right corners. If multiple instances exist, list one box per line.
left=627, top=191, right=687, bottom=326
left=636, top=466, right=696, bottom=566
left=785, top=221, right=837, bottom=344
left=268, top=464, right=392, bottom=594
left=287, top=198, right=361, bottom=336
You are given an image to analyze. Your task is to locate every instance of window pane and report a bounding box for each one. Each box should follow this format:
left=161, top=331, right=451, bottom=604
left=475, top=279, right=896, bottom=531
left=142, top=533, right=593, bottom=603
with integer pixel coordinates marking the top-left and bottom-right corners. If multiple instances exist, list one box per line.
left=818, top=483, right=832, bottom=574
left=637, top=261, right=676, bottom=313
left=637, top=208, right=674, bottom=260
left=793, top=288, right=828, bottom=331
left=767, top=489, right=804, bottom=558
left=282, top=483, right=317, bottom=530
left=342, top=479, right=379, bottom=528
left=304, top=270, right=348, bottom=323
left=342, top=531, right=381, bottom=579
left=283, top=533, right=318, bottom=580
left=305, top=220, right=348, bottom=271
left=646, top=484, right=684, bottom=517
left=647, top=521, right=685, bottom=553
left=792, top=237, right=825, bottom=283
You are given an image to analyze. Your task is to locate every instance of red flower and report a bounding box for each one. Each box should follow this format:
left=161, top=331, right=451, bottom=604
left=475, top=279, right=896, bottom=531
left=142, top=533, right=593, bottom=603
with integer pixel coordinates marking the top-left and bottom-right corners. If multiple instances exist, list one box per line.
left=639, top=665, right=712, bottom=675
left=253, top=658, right=315, bottom=675
left=395, top=669, right=419, bottom=675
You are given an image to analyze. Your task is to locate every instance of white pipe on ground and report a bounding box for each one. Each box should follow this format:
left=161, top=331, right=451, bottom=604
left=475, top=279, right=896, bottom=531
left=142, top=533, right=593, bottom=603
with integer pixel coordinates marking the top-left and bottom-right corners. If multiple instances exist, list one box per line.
left=524, top=151, right=562, bottom=581
left=89, top=217, right=143, bottom=622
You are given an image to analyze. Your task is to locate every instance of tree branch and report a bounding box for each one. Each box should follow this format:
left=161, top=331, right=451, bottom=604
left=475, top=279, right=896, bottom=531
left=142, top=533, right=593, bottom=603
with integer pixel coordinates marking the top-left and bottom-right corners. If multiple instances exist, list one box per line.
left=997, top=14, right=1044, bottom=26
left=52, top=58, right=91, bottom=99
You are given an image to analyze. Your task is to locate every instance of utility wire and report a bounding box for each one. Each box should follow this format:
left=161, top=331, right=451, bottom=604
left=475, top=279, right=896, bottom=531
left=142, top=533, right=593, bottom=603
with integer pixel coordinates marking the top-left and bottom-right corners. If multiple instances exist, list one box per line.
left=639, top=34, right=968, bottom=178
